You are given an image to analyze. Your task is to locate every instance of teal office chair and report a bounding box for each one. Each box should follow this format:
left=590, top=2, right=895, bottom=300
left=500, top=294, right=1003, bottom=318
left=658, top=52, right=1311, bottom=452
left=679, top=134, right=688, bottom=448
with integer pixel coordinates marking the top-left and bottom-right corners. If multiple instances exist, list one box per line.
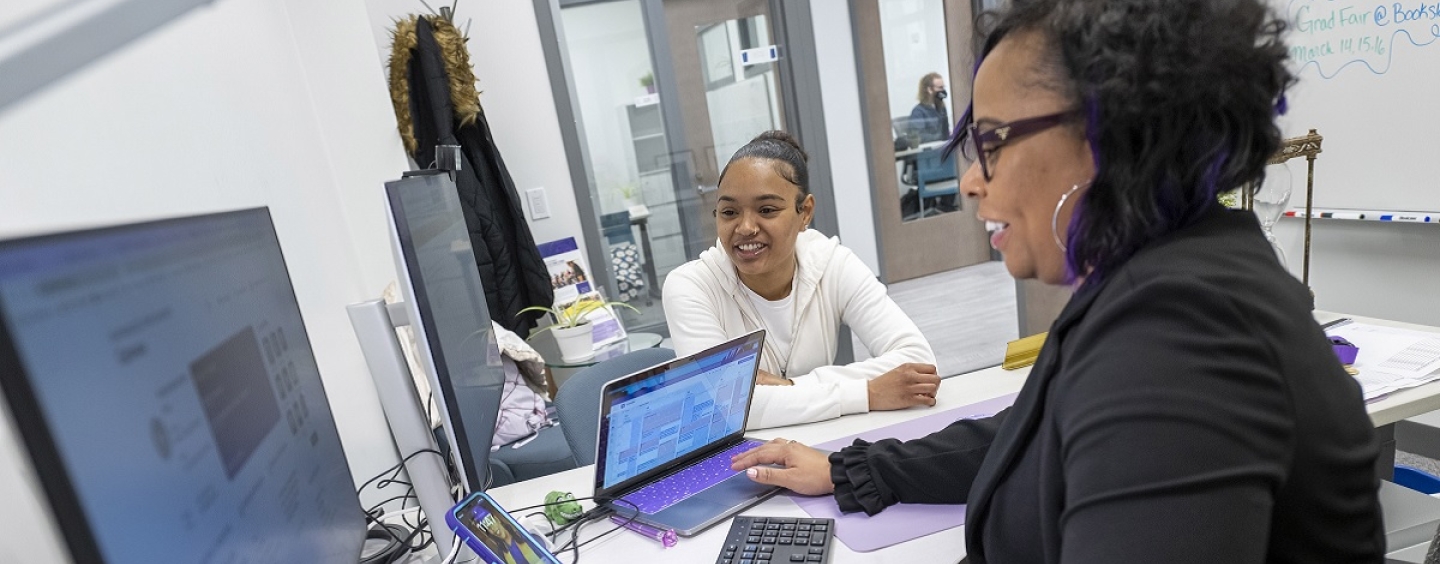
left=554, top=347, right=676, bottom=465
left=487, top=423, right=576, bottom=487
left=600, top=211, right=635, bottom=246
left=915, top=147, right=959, bottom=217
left=600, top=210, right=651, bottom=304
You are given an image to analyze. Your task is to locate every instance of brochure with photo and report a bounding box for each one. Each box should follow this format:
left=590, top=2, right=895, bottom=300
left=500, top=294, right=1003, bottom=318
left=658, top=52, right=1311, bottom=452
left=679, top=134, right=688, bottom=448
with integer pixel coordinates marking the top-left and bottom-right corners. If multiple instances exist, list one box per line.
left=538, top=237, right=626, bottom=348
left=537, top=237, right=593, bottom=305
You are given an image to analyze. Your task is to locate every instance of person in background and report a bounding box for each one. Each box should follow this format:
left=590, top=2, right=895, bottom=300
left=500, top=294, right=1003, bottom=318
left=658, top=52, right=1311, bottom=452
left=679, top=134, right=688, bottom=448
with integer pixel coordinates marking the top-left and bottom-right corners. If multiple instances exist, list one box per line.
left=908, top=72, right=951, bottom=144
left=901, top=72, right=958, bottom=214
left=732, top=0, right=1383, bottom=561
left=664, top=130, right=940, bottom=430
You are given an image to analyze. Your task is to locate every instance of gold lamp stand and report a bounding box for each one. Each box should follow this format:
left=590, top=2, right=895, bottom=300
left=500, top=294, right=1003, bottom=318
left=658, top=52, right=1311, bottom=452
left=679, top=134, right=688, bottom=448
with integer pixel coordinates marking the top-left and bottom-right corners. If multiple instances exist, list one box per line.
left=1273, top=129, right=1324, bottom=286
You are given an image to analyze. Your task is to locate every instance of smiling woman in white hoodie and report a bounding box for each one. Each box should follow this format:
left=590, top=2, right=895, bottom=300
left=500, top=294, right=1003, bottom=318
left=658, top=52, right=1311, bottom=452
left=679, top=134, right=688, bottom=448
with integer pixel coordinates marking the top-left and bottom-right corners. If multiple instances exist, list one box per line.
left=662, top=131, right=940, bottom=430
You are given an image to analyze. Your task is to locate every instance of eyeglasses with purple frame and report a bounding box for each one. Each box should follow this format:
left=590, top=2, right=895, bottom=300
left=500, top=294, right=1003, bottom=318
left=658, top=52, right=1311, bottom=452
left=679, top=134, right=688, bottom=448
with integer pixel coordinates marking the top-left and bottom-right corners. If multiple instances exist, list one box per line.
left=959, top=110, right=1081, bottom=181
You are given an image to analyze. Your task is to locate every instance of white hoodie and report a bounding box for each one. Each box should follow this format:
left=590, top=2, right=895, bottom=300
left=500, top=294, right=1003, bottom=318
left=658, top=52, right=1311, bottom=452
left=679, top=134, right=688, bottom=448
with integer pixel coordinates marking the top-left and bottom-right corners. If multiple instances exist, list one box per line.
left=663, top=229, right=936, bottom=429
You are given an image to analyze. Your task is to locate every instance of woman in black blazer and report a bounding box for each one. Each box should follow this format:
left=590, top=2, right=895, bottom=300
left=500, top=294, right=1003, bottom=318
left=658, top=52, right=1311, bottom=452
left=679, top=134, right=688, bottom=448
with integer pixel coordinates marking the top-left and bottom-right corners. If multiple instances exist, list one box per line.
left=731, top=0, right=1385, bottom=562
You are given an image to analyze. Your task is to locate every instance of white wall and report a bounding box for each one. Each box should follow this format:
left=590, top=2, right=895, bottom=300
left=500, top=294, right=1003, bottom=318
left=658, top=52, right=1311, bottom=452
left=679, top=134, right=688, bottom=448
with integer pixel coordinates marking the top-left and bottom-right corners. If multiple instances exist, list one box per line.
left=1275, top=219, right=1440, bottom=325
left=362, top=0, right=591, bottom=252
left=0, top=0, right=413, bottom=560
left=0, top=0, right=589, bottom=560
left=813, top=2, right=881, bottom=274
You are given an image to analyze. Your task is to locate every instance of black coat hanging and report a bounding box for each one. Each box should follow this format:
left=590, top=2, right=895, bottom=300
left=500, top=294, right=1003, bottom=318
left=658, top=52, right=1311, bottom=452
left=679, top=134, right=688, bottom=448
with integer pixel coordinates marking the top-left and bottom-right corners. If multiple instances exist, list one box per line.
left=387, top=15, right=553, bottom=337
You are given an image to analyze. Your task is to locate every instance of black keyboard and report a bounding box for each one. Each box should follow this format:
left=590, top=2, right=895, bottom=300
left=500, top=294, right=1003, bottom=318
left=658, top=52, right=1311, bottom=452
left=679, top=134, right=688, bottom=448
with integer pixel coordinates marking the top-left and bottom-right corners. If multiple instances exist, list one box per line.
left=714, top=515, right=834, bottom=564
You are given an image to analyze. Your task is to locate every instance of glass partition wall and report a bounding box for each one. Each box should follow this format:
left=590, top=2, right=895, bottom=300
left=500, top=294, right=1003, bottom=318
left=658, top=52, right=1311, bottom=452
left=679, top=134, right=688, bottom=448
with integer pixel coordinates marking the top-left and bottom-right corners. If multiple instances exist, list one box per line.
left=554, top=0, right=796, bottom=335
left=879, top=0, right=960, bottom=222
left=854, top=0, right=991, bottom=282
left=560, top=0, right=676, bottom=332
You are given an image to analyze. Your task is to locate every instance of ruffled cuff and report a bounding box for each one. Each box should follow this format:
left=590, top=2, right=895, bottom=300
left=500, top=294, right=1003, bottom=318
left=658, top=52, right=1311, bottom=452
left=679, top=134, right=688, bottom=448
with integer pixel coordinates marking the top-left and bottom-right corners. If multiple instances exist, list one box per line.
left=829, top=439, right=892, bottom=516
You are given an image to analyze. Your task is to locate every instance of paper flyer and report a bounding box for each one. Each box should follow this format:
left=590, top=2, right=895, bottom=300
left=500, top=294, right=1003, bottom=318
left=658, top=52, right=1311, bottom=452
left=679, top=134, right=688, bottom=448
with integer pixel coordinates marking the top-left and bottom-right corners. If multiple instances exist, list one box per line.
left=537, top=237, right=593, bottom=304
left=537, top=237, right=626, bottom=348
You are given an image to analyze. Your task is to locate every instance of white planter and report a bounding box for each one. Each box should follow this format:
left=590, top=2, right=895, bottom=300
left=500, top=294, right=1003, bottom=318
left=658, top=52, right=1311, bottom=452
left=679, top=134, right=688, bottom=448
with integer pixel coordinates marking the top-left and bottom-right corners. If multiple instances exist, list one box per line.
left=552, top=323, right=595, bottom=362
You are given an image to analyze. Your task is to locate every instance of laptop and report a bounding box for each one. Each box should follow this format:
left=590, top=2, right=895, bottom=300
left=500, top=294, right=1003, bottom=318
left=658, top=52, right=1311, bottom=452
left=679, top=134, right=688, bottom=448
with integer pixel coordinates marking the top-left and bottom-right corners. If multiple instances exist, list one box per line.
left=592, top=330, right=779, bottom=536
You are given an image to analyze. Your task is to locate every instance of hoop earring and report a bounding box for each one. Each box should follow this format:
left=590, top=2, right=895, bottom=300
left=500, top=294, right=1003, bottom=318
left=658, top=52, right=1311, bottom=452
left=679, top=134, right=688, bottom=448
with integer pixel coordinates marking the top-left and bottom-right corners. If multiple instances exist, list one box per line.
left=1051, top=181, right=1091, bottom=252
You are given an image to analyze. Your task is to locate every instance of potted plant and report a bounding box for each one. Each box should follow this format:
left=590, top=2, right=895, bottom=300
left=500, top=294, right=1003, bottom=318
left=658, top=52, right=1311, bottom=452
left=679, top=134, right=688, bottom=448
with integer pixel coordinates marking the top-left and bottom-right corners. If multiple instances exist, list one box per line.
left=639, top=72, right=655, bottom=94
left=521, top=298, right=639, bottom=362
left=617, top=183, right=641, bottom=208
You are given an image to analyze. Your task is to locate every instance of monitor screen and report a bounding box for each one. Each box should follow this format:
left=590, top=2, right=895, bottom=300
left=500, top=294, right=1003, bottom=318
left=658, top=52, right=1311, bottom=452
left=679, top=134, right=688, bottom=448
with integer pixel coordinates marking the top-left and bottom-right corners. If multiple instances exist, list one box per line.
left=385, top=174, right=506, bottom=493
left=0, top=209, right=364, bottom=563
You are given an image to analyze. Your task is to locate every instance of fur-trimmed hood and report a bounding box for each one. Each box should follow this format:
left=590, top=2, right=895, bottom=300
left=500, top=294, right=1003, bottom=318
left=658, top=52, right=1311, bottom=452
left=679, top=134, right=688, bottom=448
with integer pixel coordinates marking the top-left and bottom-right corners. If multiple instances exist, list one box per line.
left=387, top=15, right=481, bottom=156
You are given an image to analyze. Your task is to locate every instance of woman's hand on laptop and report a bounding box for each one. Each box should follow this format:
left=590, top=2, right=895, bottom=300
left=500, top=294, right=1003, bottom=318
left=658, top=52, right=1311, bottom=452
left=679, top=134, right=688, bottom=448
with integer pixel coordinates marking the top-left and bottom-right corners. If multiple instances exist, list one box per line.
left=867, top=363, right=940, bottom=411
left=730, top=438, right=835, bottom=496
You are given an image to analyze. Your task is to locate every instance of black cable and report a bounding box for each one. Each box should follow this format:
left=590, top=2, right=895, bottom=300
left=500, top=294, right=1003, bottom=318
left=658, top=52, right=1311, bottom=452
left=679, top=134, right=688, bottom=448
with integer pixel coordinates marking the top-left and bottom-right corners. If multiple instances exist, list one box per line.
left=546, top=498, right=643, bottom=564
left=557, top=515, right=585, bottom=564
left=390, top=515, right=434, bottom=554
left=409, top=518, right=434, bottom=552
left=360, top=512, right=412, bottom=564
left=558, top=500, right=639, bottom=558
left=356, top=449, right=446, bottom=497
left=572, top=515, right=632, bottom=550
left=355, top=449, right=449, bottom=563
left=366, top=492, right=418, bottom=514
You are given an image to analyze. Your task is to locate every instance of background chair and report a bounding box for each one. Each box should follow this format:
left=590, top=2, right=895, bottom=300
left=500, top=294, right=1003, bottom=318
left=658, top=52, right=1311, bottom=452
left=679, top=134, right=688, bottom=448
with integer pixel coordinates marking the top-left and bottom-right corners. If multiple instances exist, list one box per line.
left=553, top=347, right=676, bottom=465
left=600, top=211, right=635, bottom=246
left=915, top=147, right=959, bottom=217
left=600, top=210, right=651, bottom=304
left=487, top=423, right=576, bottom=488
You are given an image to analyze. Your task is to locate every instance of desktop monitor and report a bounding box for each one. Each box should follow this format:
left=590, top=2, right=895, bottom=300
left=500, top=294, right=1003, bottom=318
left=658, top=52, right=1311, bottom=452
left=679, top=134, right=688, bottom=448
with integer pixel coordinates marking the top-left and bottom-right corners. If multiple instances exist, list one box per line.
left=384, top=173, right=507, bottom=493
left=0, top=209, right=364, bottom=563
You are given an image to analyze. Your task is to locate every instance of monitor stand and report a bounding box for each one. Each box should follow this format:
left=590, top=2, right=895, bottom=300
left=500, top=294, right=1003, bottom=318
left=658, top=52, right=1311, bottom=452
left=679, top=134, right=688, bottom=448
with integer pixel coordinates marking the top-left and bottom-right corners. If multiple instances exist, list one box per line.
left=347, top=298, right=456, bottom=558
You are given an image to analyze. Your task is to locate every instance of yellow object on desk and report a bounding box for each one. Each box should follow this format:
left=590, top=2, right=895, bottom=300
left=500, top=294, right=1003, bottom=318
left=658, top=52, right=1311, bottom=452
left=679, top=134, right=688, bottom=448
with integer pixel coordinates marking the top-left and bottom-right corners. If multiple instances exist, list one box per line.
left=1003, top=332, right=1048, bottom=370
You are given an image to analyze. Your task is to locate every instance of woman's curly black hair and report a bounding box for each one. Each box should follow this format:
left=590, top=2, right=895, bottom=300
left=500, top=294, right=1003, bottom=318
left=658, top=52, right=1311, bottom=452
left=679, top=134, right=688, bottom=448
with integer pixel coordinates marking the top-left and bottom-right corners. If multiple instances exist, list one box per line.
left=950, top=0, right=1295, bottom=281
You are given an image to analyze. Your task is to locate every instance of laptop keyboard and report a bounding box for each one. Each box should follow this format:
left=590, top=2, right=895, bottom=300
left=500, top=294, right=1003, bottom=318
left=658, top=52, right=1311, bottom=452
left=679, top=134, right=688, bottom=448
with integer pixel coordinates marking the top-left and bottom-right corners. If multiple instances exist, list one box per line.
left=715, top=516, right=834, bottom=564
left=620, top=439, right=764, bottom=514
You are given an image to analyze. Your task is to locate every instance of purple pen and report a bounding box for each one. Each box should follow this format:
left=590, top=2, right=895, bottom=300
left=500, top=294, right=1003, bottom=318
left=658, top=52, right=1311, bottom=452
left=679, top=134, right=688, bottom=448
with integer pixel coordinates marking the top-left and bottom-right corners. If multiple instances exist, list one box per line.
left=609, top=515, right=678, bottom=548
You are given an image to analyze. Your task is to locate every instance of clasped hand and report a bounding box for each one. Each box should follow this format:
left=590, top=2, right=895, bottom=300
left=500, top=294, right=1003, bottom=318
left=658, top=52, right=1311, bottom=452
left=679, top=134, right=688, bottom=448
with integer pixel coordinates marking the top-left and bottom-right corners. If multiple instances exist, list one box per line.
left=867, top=362, right=940, bottom=411
left=756, top=369, right=793, bottom=387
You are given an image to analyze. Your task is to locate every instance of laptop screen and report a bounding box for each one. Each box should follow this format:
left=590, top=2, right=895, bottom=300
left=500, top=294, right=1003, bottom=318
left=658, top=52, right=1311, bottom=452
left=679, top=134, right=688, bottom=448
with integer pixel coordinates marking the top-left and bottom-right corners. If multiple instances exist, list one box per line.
left=595, top=331, right=764, bottom=493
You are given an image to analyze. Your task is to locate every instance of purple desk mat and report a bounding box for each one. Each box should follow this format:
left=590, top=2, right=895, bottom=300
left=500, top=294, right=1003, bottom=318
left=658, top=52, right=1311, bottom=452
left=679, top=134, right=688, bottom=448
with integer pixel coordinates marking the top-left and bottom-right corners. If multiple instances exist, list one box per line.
left=789, top=392, right=1018, bottom=552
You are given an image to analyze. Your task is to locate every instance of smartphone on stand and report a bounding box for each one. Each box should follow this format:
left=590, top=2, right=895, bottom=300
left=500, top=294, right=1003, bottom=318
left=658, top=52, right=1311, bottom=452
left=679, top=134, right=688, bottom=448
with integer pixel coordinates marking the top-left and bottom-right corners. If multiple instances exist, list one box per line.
left=447, top=492, right=563, bottom=564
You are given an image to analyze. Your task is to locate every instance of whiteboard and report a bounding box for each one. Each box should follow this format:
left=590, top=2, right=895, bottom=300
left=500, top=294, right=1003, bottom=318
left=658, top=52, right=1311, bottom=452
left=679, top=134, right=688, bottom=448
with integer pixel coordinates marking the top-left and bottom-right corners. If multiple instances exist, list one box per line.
left=1275, top=0, right=1440, bottom=212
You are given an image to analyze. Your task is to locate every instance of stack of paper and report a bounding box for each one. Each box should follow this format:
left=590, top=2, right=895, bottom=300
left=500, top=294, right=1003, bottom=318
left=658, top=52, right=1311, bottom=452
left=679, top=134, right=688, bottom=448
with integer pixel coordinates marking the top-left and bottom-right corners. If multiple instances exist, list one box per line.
left=1003, top=332, right=1047, bottom=370
left=1326, top=322, right=1440, bottom=401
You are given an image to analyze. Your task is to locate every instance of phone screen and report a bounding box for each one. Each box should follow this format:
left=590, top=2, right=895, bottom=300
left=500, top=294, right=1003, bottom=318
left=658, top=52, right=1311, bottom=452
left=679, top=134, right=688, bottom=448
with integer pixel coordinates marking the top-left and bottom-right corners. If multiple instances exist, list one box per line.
left=451, top=493, right=558, bottom=564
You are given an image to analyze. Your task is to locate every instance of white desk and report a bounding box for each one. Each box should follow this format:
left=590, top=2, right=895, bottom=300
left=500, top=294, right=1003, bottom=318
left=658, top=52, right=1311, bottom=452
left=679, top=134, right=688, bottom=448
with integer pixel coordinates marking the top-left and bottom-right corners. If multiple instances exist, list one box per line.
left=1317, top=311, right=1440, bottom=426
left=1313, top=311, right=1440, bottom=483
left=893, top=140, right=947, bottom=160
left=487, top=311, right=1440, bottom=562
left=487, top=366, right=1027, bottom=563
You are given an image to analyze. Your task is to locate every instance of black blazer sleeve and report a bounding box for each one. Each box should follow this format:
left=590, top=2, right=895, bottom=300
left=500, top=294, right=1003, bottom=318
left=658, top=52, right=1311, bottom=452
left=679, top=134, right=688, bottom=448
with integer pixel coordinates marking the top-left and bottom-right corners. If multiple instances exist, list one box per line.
left=829, top=409, right=1007, bottom=515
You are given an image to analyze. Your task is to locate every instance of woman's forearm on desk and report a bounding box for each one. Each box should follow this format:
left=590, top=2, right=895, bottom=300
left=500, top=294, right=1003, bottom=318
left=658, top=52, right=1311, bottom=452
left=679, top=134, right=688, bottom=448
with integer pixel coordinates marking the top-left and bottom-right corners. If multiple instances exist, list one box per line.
left=830, top=408, right=1008, bottom=515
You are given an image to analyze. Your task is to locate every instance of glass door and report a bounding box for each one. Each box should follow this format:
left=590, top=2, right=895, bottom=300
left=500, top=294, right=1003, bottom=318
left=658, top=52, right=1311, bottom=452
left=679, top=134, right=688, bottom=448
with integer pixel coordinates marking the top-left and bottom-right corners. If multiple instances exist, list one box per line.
left=557, top=0, right=788, bottom=335
left=657, top=0, right=786, bottom=264
left=558, top=0, right=682, bottom=333
left=855, top=0, right=991, bottom=282
left=880, top=0, right=959, bottom=222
